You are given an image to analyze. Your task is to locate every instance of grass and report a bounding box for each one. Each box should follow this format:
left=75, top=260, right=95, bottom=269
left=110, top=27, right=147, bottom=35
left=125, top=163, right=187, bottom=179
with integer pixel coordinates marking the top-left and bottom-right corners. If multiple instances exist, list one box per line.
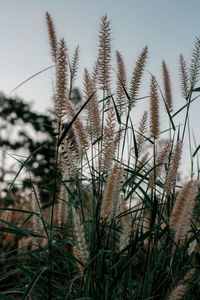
left=0, top=12, right=200, bottom=300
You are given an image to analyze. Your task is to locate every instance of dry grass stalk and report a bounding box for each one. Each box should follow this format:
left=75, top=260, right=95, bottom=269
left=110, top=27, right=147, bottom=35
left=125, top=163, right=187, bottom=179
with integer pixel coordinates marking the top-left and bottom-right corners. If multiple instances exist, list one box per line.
left=129, top=46, right=148, bottom=108
left=136, top=111, right=148, bottom=155
left=46, top=12, right=58, bottom=63
left=179, top=54, right=189, bottom=99
left=149, top=140, right=171, bottom=184
left=169, top=178, right=198, bottom=243
left=98, top=14, right=111, bottom=95
left=72, top=208, right=89, bottom=272
left=100, top=106, right=118, bottom=172
left=150, top=75, right=159, bottom=139
left=101, top=163, right=123, bottom=222
left=167, top=269, right=195, bottom=300
left=162, top=61, right=173, bottom=112
left=83, top=68, right=101, bottom=139
left=55, top=38, right=68, bottom=121
left=116, top=51, right=127, bottom=116
left=164, top=140, right=182, bottom=194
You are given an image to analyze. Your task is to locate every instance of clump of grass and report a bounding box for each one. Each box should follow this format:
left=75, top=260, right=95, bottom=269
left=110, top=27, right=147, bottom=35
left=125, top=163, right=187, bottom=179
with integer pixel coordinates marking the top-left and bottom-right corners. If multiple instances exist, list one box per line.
left=0, top=12, right=200, bottom=300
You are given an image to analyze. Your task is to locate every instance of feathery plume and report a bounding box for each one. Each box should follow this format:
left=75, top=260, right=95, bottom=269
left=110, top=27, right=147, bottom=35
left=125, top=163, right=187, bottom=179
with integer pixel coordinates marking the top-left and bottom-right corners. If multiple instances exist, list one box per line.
left=149, top=140, right=171, bottom=184
left=116, top=51, right=127, bottom=116
left=150, top=75, right=159, bottom=139
left=119, top=195, right=132, bottom=251
left=60, top=137, right=79, bottom=178
left=101, top=163, right=124, bottom=222
left=83, top=68, right=101, bottom=139
left=72, top=208, right=89, bottom=273
left=65, top=99, right=89, bottom=150
left=136, top=111, right=148, bottom=155
left=100, top=107, right=118, bottom=172
left=169, top=178, right=198, bottom=243
left=162, top=61, right=173, bottom=112
left=55, top=39, right=68, bottom=120
left=164, top=140, right=182, bottom=194
left=57, top=170, right=69, bottom=226
left=129, top=46, right=148, bottom=108
left=31, top=184, right=42, bottom=233
left=168, top=269, right=195, bottom=300
left=189, top=37, right=200, bottom=89
left=179, top=54, right=189, bottom=99
left=98, top=14, right=111, bottom=95
left=69, top=45, right=79, bottom=92
left=46, top=12, right=58, bottom=63
left=92, top=59, right=99, bottom=88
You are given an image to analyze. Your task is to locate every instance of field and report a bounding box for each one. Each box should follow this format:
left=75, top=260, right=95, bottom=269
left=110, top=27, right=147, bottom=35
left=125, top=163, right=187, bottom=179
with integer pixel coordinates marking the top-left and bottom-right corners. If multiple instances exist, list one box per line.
left=0, top=12, right=200, bottom=299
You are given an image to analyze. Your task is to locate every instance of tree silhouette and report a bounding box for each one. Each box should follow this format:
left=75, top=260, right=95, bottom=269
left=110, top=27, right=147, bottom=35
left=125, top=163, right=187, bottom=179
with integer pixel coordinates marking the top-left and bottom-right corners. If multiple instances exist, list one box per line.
left=0, top=94, right=55, bottom=200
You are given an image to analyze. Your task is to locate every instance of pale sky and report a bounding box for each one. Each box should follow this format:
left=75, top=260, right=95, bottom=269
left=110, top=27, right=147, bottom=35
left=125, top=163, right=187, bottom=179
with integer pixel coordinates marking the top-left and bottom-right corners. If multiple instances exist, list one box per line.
left=1, top=0, right=200, bottom=109
left=1, top=0, right=200, bottom=176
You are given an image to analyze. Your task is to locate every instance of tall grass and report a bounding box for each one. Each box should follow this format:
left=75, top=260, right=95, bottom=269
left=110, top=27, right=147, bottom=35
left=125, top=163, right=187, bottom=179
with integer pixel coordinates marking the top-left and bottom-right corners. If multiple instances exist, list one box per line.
left=0, top=12, right=200, bottom=300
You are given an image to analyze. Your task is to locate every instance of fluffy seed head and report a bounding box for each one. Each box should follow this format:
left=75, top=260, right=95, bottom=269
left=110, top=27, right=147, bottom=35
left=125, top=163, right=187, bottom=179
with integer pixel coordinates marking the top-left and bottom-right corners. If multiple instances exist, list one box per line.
left=150, top=75, right=159, bottom=139
left=46, top=12, right=58, bottom=63
left=100, top=107, right=118, bottom=172
left=65, top=99, right=89, bottom=150
left=72, top=208, right=89, bottom=270
left=31, top=184, right=42, bottom=233
left=98, top=14, right=111, bottom=94
left=69, top=45, right=80, bottom=89
left=83, top=68, right=101, bottom=139
left=129, top=46, right=148, bottom=108
left=101, top=163, right=124, bottom=221
left=136, top=111, right=148, bottom=155
left=189, top=37, right=200, bottom=88
left=116, top=50, right=127, bottom=116
left=169, top=178, right=198, bottom=243
left=57, top=170, right=69, bottom=226
left=167, top=269, right=195, bottom=300
left=162, top=61, right=173, bottom=112
left=179, top=54, right=189, bottom=99
left=119, top=195, right=132, bottom=251
left=164, top=140, right=182, bottom=194
left=55, top=39, right=68, bottom=119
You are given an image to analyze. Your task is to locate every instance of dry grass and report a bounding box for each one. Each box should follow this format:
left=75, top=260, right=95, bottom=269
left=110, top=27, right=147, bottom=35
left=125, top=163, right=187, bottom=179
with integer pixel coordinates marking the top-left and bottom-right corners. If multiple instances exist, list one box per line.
left=0, top=12, right=200, bottom=300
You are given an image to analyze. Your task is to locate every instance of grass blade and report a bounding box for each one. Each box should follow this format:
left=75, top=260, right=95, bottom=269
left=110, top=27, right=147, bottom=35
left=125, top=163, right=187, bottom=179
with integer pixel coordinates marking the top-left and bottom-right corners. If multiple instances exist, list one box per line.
left=21, top=267, right=47, bottom=300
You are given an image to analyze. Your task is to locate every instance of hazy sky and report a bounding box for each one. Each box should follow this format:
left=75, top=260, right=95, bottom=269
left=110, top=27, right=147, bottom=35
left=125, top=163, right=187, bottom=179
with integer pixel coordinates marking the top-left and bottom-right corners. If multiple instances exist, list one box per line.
left=1, top=0, right=200, bottom=175
left=1, top=0, right=200, bottom=109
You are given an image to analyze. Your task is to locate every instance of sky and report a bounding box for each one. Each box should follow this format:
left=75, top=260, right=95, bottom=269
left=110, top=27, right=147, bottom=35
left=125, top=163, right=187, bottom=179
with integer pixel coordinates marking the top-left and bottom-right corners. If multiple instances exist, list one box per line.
left=1, top=0, right=200, bottom=176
